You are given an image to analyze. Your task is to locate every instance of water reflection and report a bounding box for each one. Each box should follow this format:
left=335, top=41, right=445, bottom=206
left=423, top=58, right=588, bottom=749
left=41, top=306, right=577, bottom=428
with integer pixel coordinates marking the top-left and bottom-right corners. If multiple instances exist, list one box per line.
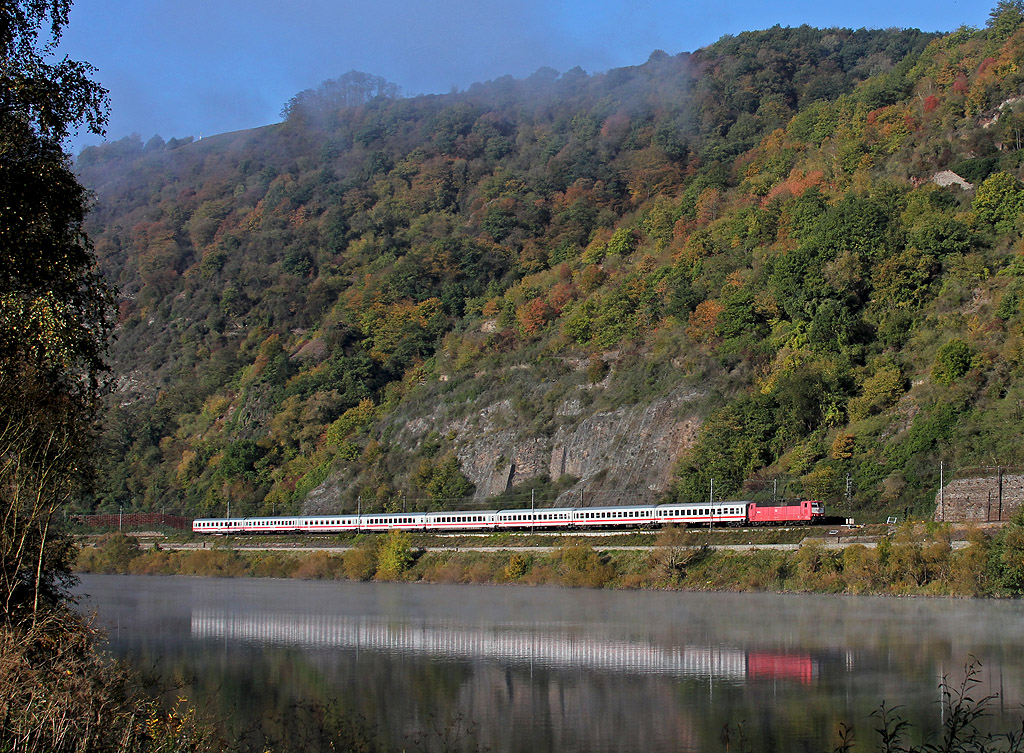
left=76, top=576, right=1024, bottom=753
left=191, top=609, right=817, bottom=683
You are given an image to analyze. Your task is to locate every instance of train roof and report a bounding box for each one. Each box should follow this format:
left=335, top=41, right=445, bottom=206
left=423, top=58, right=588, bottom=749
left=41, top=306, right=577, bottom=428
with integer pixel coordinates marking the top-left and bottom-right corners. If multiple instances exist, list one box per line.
left=495, top=506, right=576, bottom=514
left=426, top=509, right=499, bottom=516
left=654, top=501, right=752, bottom=507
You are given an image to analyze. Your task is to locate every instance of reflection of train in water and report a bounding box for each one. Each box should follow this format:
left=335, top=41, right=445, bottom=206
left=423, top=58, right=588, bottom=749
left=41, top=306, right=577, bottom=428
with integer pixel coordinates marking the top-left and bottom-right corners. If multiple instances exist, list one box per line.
left=193, top=500, right=825, bottom=535
left=190, top=609, right=818, bottom=684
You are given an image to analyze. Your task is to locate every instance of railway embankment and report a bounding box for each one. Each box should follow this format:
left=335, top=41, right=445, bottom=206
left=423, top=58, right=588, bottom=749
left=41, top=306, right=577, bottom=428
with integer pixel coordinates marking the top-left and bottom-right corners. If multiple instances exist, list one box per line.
left=75, top=518, right=1021, bottom=597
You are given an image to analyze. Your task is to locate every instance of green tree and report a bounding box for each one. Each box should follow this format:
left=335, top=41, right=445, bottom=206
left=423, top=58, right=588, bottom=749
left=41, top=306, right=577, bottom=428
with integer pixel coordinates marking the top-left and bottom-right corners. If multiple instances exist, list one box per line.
left=985, top=508, right=1024, bottom=593
left=606, top=226, right=636, bottom=256
left=376, top=529, right=413, bottom=578
left=555, top=539, right=614, bottom=588
left=848, top=364, right=904, bottom=421
left=674, top=394, right=778, bottom=500
left=1, top=0, right=112, bottom=625
left=0, top=1, right=108, bottom=142
left=931, top=339, right=974, bottom=386
left=412, top=452, right=475, bottom=502
left=988, top=1, right=1024, bottom=41
left=972, top=172, right=1024, bottom=235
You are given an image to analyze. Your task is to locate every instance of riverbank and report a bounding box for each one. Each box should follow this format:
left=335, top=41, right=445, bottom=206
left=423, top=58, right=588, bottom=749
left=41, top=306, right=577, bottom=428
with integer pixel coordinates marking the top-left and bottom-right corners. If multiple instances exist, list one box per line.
left=75, top=518, right=1024, bottom=597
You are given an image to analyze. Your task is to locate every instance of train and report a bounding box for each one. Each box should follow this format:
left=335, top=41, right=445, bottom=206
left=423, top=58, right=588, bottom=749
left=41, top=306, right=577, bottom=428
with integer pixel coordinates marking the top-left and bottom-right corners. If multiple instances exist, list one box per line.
left=192, top=499, right=825, bottom=534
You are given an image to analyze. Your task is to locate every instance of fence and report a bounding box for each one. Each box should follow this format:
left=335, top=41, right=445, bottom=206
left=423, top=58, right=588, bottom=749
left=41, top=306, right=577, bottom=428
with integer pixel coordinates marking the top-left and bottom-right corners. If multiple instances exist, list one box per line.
left=72, top=513, right=191, bottom=531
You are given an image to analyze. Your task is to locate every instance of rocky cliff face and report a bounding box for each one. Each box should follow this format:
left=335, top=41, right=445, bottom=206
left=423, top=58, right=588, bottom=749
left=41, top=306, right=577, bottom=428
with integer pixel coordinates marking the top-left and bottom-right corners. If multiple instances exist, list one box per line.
left=301, top=348, right=706, bottom=514
left=415, top=386, right=703, bottom=506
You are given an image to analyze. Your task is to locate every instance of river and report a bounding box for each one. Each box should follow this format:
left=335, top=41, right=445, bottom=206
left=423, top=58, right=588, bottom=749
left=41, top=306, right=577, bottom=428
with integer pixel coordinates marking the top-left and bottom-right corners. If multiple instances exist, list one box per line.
left=74, top=575, right=1024, bottom=753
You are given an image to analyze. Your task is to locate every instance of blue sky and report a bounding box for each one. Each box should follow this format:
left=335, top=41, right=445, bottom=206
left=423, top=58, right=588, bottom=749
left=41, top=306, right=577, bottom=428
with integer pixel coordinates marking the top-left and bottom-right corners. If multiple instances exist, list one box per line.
left=57, top=0, right=991, bottom=154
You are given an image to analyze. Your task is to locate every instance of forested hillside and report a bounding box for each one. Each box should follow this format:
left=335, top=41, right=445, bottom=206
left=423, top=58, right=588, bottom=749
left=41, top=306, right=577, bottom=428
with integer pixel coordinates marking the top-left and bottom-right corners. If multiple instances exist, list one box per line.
left=76, top=7, right=1024, bottom=521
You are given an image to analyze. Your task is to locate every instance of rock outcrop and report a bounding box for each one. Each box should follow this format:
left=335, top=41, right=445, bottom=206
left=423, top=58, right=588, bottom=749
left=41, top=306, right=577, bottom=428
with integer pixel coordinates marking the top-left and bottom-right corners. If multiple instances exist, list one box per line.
left=930, top=170, right=973, bottom=190
left=449, top=388, right=703, bottom=505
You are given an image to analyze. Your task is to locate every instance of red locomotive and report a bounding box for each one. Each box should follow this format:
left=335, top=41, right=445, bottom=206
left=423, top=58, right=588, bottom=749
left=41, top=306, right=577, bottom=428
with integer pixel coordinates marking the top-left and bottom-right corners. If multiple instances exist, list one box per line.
left=746, top=500, right=824, bottom=525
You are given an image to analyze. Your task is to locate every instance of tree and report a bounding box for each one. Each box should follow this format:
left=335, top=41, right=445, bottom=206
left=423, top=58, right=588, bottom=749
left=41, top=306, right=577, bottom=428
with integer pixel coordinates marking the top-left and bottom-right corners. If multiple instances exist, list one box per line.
left=1, top=0, right=111, bottom=625
left=988, top=1, right=1024, bottom=42
left=931, top=339, right=973, bottom=386
left=412, top=452, right=474, bottom=502
left=282, top=70, right=399, bottom=124
left=375, top=529, right=414, bottom=579
left=0, top=0, right=108, bottom=142
left=972, top=172, right=1024, bottom=235
left=848, top=364, right=904, bottom=421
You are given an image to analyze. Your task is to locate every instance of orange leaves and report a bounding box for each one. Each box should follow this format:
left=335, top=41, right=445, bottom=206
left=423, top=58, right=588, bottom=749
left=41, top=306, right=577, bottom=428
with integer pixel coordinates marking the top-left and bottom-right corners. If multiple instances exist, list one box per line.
left=131, top=219, right=183, bottom=298
left=289, top=205, right=310, bottom=227
left=551, top=183, right=594, bottom=212
left=516, top=297, right=554, bottom=335
left=694, top=187, right=723, bottom=225
left=577, top=264, right=607, bottom=294
left=830, top=433, right=855, bottom=460
left=129, top=220, right=174, bottom=249
left=863, top=106, right=912, bottom=153
left=599, top=111, right=631, bottom=144
left=481, top=298, right=501, bottom=317
left=764, top=169, right=825, bottom=203
left=514, top=281, right=578, bottom=336
left=548, top=281, right=577, bottom=312
left=623, top=147, right=683, bottom=205
left=686, top=299, right=724, bottom=343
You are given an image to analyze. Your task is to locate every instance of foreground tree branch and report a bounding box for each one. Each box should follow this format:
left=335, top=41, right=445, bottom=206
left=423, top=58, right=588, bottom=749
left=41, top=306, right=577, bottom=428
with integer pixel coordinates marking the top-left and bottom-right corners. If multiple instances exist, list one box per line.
left=0, top=0, right=111, bottom=626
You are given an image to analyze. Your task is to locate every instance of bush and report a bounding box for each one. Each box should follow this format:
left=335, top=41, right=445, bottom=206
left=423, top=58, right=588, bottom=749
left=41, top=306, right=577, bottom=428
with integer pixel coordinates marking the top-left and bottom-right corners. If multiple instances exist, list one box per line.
left=419, top=552, right=467, bottom=583
left=127, top=549, right=179, bottom=575
left=292, top=551, right=344, bottom=580
left=249, top=552, right=301, bottom=578
left=503, top=552, right=531, bottom=581
left=932, top=338, right=973, bottom=386
left=794, top=539, right=843, bottom=591
left=554, top=540, right=615, bottom=588
left=950, top=527, right=991, bottom=596
left=881, top=523, right=953, bottom=591
left=76, top=533, right=143, bottom=574
left=175, top=549, right=249, bottom=577
left=375, top=530, right=414, bottom=579
left=841, top=544, right=880, bottom=593
left=343, top=541, right=378, bottom=581
left=647, top=528, right=699, bottom=584
left=986, top=511, right=1024, bottom=594
left=462, top=555, right=500, bottom=584
left=739, top=549, right=789, bottom=591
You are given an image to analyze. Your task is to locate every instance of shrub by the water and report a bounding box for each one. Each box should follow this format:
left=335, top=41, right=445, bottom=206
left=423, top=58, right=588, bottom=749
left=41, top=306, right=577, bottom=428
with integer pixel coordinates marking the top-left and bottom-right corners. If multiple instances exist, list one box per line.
left=554, top=539, right=615, bottom=588
left=292, top=550, right=344, bottom=579
left=375, top=530, right=415, bottom=579
left=342, top=540, right=378, bottom=581
left=503, top=552, right=531, bottom=581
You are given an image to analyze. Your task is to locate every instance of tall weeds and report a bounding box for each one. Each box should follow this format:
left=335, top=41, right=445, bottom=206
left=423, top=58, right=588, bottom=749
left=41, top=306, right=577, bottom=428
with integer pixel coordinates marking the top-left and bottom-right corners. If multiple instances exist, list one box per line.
left=0, top=610, right=222, bottom=752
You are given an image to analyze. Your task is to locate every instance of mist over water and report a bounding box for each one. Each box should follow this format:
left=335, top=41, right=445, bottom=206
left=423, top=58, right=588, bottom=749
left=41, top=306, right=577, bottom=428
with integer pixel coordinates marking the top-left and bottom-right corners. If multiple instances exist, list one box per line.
left=76, top=576, right=1024, bottom=752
